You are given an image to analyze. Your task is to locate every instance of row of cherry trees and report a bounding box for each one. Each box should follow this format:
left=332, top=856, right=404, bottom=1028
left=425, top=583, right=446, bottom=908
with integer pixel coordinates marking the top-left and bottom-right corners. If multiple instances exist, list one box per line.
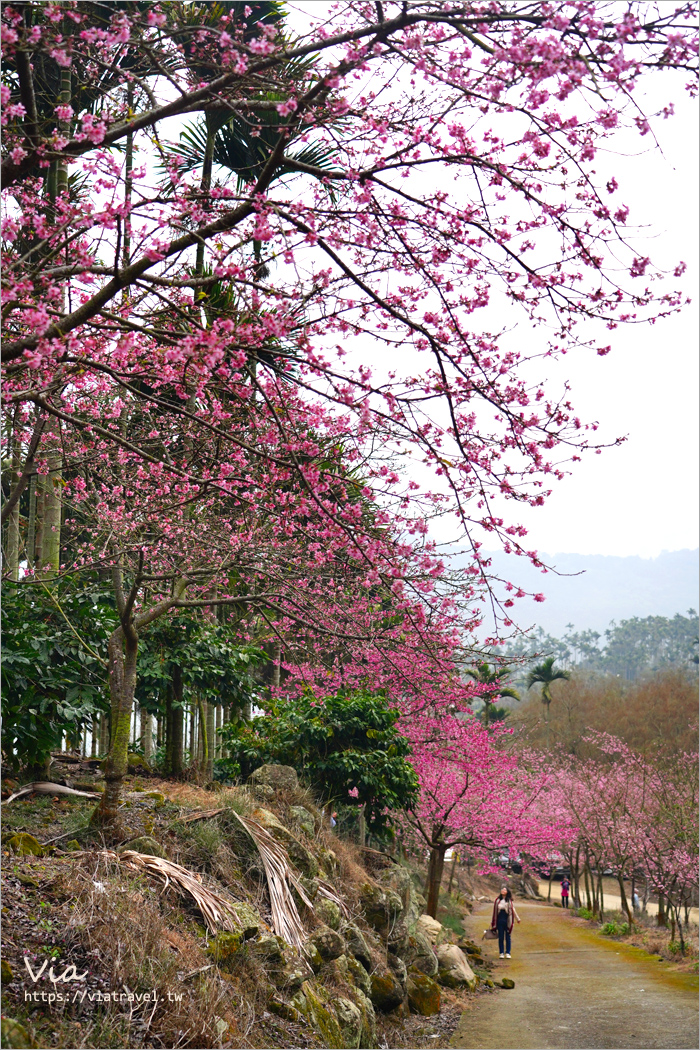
left=2, top=2, right=698, bottom=835
left=536, top=733, right=698, bottom=949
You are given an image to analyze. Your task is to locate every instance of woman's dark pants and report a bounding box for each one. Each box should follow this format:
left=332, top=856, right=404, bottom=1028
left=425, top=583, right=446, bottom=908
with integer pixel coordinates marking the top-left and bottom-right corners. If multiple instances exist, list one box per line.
left=497, top=912, right=511, bottom=954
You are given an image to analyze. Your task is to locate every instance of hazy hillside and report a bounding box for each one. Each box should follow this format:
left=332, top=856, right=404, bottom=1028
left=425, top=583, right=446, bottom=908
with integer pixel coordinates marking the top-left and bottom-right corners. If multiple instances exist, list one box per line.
left=476, top=548, right=699, bottom=636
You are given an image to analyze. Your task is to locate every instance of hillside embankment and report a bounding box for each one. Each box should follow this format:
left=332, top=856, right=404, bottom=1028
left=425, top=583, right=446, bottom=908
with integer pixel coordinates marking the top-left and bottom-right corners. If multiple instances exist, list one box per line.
left=1, top=759, right=503, bottom=1050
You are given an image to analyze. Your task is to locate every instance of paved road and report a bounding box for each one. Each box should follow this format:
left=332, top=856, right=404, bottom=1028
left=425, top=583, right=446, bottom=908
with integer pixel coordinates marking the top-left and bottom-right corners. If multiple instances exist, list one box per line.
left=450, top=901, right=699, bottom=1049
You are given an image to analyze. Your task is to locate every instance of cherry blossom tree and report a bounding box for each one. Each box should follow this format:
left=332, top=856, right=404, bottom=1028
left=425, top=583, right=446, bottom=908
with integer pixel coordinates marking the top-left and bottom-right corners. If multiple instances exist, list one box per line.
left=2, top=2, right=698, bottom=822
left=401, top=715, right=567, bottom=916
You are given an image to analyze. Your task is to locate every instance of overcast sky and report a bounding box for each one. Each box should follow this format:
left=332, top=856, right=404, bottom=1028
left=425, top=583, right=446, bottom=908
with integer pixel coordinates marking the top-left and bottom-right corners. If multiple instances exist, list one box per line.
left=502, top=86, right=699, bottom=560
left=287, top=6, right=698, bottom=559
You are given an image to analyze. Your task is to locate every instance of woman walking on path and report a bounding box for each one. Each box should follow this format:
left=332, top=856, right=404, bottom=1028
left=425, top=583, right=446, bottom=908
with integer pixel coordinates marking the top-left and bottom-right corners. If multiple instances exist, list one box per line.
left=560, top=877, right=571, bottom=908
left=491, top=886, right=521, bottom=958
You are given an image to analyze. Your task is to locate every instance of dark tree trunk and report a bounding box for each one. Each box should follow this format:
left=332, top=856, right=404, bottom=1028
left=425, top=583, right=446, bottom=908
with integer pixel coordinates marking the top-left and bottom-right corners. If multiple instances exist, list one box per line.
left=617, top=872, right=633, bottom=927
left=426, top=843, right=447, bottom=919
left=93, top=626, right=138, bottom=825
left=171, top=665, right=184, bottom=777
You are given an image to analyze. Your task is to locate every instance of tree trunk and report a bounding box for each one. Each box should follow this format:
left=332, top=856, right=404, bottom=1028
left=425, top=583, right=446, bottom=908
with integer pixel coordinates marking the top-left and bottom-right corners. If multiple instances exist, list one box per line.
left=205, top=700, right=216, bottom=779
left=617, top=872, right=633, bottom=927
left=547, top=869, right=553, bottom=902
left=164, top=688, right=174, bottom=775
left=358, top=809, right=366, bottom=847
left=573, top=845, right=581, bottom=908
left=596, top=869, right=604, bottom=918
left=446, top=852, right=459, bottom=896
left=90, top=718, right=98, bottom=757
left=215, top=704, right=222, bottom=760
left=426, top=842, right=447, bottom=919
left=657, top=893, right=667, bottom=927
left=93, top=626, right=138, bottom=825
left=26, top=474, right=37, bottom=570
left=38, top=449, right=62, bottom=575
left=583, top=861, right=592, bottom=912
left=141, top=709, right=153, bottom=763
left=6, top=426, right=22, bottom=581
left=189, top=702, right=196, bottom=766
left=197, top=695, right=207, bottom=769
left=99, top=712, right=110, bottom=756
left=171, top=665, right=184, bottom=777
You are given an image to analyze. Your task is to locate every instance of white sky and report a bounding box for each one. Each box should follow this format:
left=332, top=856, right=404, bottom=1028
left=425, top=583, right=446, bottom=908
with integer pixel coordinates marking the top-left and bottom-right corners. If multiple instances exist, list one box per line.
left=284, top=5, right=699, bottom=559
left=496, top=89, right=699, bottom=559
left=303, top=9, right=699, bottom=560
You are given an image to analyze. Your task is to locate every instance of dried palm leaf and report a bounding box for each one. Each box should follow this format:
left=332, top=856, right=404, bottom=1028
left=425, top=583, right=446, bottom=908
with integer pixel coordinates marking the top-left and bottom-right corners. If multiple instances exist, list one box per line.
left=227, top=811, right=313, bottom=950
left=317, top=877, right=350, bottom=918
left=97, top=849, right=241, bottom=934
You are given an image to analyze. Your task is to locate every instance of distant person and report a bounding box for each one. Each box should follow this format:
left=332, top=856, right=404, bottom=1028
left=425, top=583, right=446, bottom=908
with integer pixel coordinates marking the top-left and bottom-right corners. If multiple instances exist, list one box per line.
left=633, top=891, right=641, bottom=913
left=561, top=877, right=571, bottom=908
left=491, top=885, right=521, bottom=959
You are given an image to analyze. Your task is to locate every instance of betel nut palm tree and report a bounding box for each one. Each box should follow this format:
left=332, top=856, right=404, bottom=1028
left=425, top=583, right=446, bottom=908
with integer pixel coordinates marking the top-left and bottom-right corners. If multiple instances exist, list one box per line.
left=526, top=656, right=571, bottom=747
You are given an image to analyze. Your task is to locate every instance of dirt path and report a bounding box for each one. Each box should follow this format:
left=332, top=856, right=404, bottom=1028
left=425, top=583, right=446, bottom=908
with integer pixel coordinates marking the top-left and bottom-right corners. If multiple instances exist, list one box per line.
left=449, top=901, right=699, bottom=1049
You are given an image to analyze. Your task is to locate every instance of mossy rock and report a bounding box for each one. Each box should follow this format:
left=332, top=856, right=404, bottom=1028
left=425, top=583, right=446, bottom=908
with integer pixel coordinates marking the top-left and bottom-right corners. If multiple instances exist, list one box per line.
left=207, top=931, right=244, bottom=971
left=359, top=882, right=400, bottom=931
left=7, top=833, right=44, bottom=857
left=118, top=835, right=166, bottom=859
left=232, top=901, right=262, bottom=939
left=309, top=924, right=345, bottom=961
left=294, top=980, right=345, bottom=1049
left=290, top=805, right=315, bottom=836
left=404, top=932, right=438, bottom=978
left=127, top=753, right=151, bottom=771
left=17, top=873, right=39, bottom=887
left=334, top=997, right=363, bottom=1049
left=269, top=999, right=301, bottom=1022
left=302, top=941, right=323, bottom=973
left=251, top=935, right=286, bottom=964
left=387, top=952, right=407, bottom=990
left=316, top=897, right=341, bottom=930
left=387, top=917, right=410, bottom=955
left=250, top=764, right=299, bottom=792
left=353, top=987, right=378, bottom=1048
left=319, top=847, right=338, bottom=873
left=143, top=791, right=166, bottom=804
left=63, top=840, right=82, bottom=853
left=0, top=1018, right=35, bottom=1049
left=499, top=977, right=515, bottom=989
left=274, top=957, right=314, bottom=992
left=369, top=970, right=403, bottom=1013
left=377, top=864, right=412, bottom=913
left=343, top=922, right=373, bottom=971
left=407, top=974, right=441, bottom=1016
left=346, top=954, right=372, bottom=997
left=2, top=958, right=14, bottom=983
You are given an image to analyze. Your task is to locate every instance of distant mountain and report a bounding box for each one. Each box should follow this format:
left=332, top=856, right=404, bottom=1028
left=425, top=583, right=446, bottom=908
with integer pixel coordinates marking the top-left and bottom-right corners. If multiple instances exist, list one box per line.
left=475, top=548, right=699, bottom=637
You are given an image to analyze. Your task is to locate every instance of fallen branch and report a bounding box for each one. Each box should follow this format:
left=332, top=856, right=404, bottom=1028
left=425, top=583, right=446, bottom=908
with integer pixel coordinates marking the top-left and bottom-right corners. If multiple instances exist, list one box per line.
left=2, top=782, right=102, bottom=805
left=178, top=808, right=225, bottom=824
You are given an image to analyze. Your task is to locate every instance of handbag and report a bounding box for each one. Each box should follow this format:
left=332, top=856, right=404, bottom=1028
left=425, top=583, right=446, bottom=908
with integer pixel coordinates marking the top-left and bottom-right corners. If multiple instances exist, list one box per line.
left=482, top=927, right=498, bottom=940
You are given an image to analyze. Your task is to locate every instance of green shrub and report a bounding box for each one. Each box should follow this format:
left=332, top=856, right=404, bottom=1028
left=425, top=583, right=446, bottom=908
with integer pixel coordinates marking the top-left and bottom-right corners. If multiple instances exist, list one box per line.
left=577, top=907, right=593, bottom=919
left=601, top=920, right=629, bottom=936
left=217, top=689, right=419, bottom=833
